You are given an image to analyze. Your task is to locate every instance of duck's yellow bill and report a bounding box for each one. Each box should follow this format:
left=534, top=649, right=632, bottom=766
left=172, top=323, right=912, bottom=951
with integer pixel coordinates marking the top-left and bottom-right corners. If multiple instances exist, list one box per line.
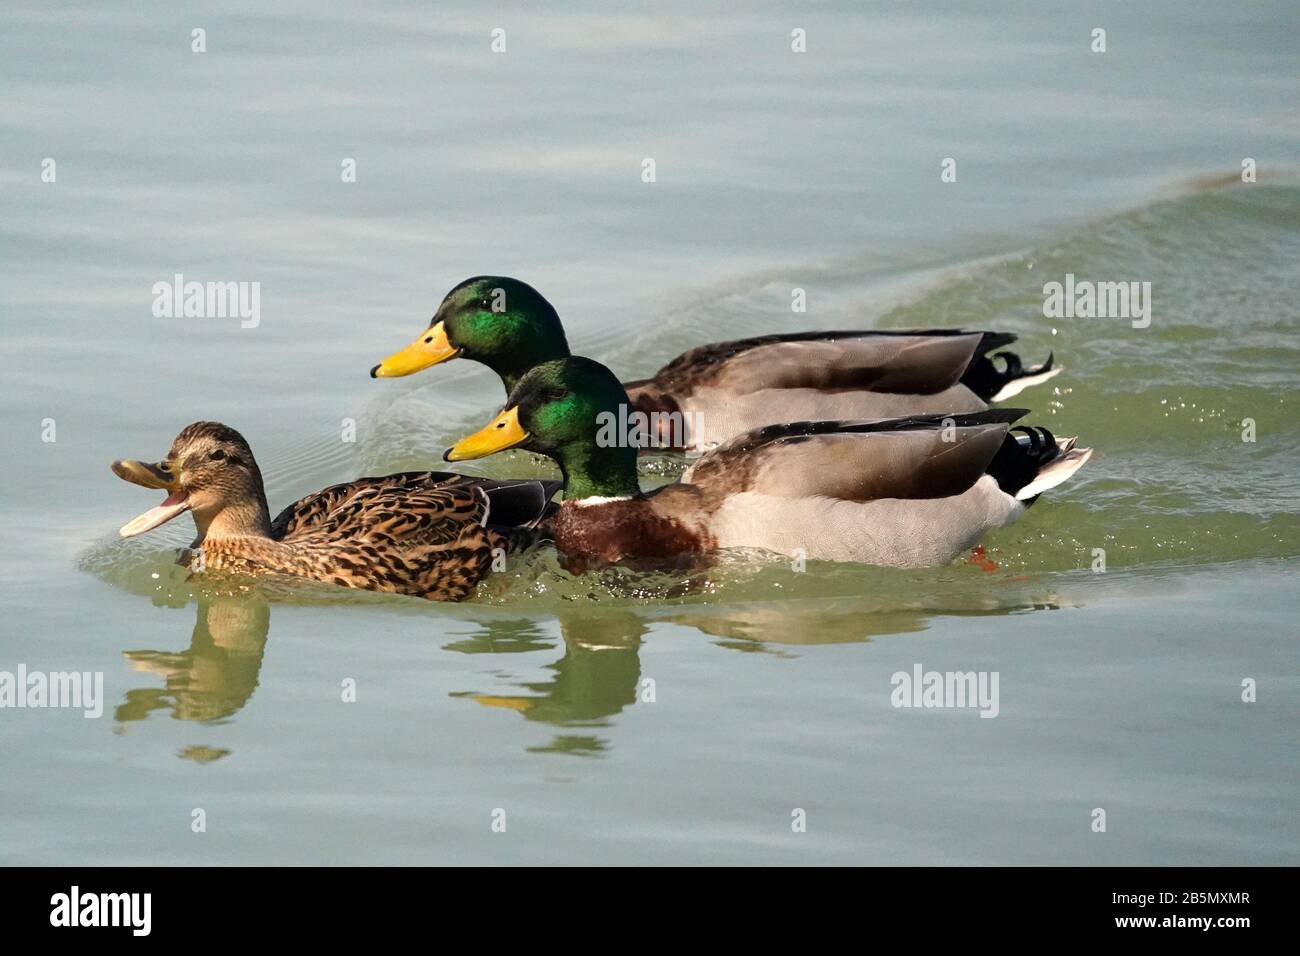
left=112, top=458, right=178, bottom=491
left=472, top=694, right=535, bottom=713
left=370, top=321, right=459, bottom=378
left=444, top=406, right=529, bottom=461
left=111, top=458, right=190, bottom=537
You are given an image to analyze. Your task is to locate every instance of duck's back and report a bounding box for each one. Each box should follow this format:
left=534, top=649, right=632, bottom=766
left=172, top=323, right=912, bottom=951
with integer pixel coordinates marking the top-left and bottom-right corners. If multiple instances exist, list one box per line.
left=677, top=411, right=1088, bottom=567
left=622, top=331, right=1057, bottom=453
left=204, top=472, right=559, bottom=600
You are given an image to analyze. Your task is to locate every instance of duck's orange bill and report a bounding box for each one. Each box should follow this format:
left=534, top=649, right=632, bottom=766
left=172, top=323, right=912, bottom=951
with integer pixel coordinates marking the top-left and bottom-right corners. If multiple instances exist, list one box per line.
left=444, top=406, right=529, bottom=462
left=370, top=321, right=459, bottom=378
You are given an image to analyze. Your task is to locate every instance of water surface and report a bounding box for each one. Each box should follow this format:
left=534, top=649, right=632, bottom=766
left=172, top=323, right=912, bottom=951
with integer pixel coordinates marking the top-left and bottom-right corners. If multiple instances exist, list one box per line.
left=2, top=0, right=1297, bottom=865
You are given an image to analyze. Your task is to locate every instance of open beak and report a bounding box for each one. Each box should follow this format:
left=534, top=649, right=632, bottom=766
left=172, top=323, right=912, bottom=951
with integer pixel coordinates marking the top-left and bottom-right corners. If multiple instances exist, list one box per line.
left=370, top=320, right=459, bottom=378
left=444, top=406, right=530, bottom=461
left=111, top=458, right=190, bottom=537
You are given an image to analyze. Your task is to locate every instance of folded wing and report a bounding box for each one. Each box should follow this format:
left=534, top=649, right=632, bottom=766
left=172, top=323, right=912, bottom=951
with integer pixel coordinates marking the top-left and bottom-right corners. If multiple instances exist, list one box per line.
left=682, top=409, right=1028, bottom=502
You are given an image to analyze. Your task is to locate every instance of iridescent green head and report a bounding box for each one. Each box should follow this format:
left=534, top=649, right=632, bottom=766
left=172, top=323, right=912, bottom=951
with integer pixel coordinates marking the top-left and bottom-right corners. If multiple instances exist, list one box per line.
left=444, top=357, right=640, bottom=500
left=371, top=276, right=570, bottom=392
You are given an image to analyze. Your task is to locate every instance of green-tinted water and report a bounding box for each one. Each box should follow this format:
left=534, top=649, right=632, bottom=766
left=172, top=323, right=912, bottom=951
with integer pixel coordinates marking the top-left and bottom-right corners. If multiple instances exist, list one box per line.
left=2, top=0, right=1297, bottom=864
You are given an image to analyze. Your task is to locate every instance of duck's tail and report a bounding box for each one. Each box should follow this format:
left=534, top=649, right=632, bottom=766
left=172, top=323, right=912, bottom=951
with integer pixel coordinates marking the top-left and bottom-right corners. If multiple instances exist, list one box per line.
left=960, top=333, right=1064, bottom=403
left=987, top=425, right=1093, bottom=503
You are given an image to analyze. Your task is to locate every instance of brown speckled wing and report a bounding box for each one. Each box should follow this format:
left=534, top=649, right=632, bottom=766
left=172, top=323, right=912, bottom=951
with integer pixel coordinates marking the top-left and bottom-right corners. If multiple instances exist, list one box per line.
left=269, top=470, right=454, bottom=539
left=252, top=472, right=559, bottom=601
left=270, top=481, right=494, bottom=600
left=270, top=472, right=559, bottom=540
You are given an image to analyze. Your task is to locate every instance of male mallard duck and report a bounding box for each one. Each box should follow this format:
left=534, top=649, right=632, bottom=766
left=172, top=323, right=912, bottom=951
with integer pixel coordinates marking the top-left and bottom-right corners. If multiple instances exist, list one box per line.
left=371, top=276, right=1060, bottom=453
left=443, top=358, right=1092, bottom=569
left=112, top=421, right=559, bottom=601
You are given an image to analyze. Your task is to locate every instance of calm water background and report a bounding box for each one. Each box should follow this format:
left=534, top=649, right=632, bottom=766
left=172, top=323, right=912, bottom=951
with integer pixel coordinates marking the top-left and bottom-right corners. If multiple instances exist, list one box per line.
left=2, top=1, right=1297, bottom=864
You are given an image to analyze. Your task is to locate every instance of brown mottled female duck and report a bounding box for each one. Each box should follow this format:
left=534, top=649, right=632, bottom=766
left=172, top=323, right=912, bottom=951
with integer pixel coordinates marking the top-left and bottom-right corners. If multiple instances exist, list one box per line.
left=112, top=421, right=558, bottom=601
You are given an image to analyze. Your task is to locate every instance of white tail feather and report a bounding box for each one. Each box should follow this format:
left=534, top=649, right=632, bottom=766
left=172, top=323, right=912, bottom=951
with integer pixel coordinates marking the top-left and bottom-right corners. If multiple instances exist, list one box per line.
left=1015, top=446, right=1093, bottom=501
left=991, top=364, right=1064, bottom=402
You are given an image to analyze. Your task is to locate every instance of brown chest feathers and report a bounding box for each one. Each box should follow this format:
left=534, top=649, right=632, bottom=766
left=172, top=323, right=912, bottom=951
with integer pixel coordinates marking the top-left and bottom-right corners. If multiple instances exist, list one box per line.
left=552, top=493, right=715, bottom=573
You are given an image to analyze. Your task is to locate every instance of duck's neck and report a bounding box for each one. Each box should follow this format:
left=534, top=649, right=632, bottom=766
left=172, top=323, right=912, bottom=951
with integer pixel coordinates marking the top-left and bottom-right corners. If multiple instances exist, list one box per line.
left=555, top=441, right=641, bottom=501
left=497, top=362, right=535, bottom=395
left=492, top=350, right=564, bottom=394
left=483, top=324, right=571, bottom=393
left=193, top=492, right=273, bottom=542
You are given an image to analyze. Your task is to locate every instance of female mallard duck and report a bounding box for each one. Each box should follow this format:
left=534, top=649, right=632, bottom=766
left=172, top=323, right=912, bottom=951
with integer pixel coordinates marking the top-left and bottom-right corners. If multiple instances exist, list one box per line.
left=443, top=357, right=1092, bottom=569
left=112, top=421, right=559, bottom=601
left=372, top=276, right=1060, bottom=453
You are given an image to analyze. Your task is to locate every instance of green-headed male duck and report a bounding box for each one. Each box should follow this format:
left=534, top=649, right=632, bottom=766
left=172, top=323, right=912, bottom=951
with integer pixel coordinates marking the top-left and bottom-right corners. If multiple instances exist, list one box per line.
left=372, top=276, right=1061, bottom=454
left=441, top=357, right=1091, bottom=570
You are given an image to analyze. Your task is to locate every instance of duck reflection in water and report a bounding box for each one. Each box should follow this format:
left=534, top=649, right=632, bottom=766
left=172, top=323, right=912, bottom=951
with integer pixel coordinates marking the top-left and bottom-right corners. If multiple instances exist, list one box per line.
left=447, top=590, right=1065, bottom=755
left=451, top=609, right=648, bottom=757
left=115, top=598, right=269, bottom=731
left=109, top=579, right=1062, bottom=761
left=447, top=601, right=933, bottom=757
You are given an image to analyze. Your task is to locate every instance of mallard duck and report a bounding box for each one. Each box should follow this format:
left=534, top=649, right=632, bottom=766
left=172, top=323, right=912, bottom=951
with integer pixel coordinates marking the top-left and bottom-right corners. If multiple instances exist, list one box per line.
left=111, top=421, right=559, bottom=601
left=443, top=357, right=1092, bottom=569
left=371, top=276, right=1060, bottom=453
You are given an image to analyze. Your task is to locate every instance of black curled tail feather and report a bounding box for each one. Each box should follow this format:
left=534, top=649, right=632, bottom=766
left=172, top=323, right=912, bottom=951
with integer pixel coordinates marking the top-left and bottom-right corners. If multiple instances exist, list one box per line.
left=987, top=425, right=1059, bottom=500
left=975, top=331, right=1018, bottom=355
left=961, top=349, right=1053, bottom=402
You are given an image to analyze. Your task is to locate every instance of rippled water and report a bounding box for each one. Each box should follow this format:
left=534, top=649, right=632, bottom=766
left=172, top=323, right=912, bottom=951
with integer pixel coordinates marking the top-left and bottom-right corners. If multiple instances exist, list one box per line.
left=2, top=1, right=1298, bottom=864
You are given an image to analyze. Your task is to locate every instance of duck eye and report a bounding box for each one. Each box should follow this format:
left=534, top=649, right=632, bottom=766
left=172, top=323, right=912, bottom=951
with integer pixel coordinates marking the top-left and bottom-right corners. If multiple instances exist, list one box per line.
left=479, top=297, right=492, bottom=310
left=209, top=449, right=226, bottom=461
